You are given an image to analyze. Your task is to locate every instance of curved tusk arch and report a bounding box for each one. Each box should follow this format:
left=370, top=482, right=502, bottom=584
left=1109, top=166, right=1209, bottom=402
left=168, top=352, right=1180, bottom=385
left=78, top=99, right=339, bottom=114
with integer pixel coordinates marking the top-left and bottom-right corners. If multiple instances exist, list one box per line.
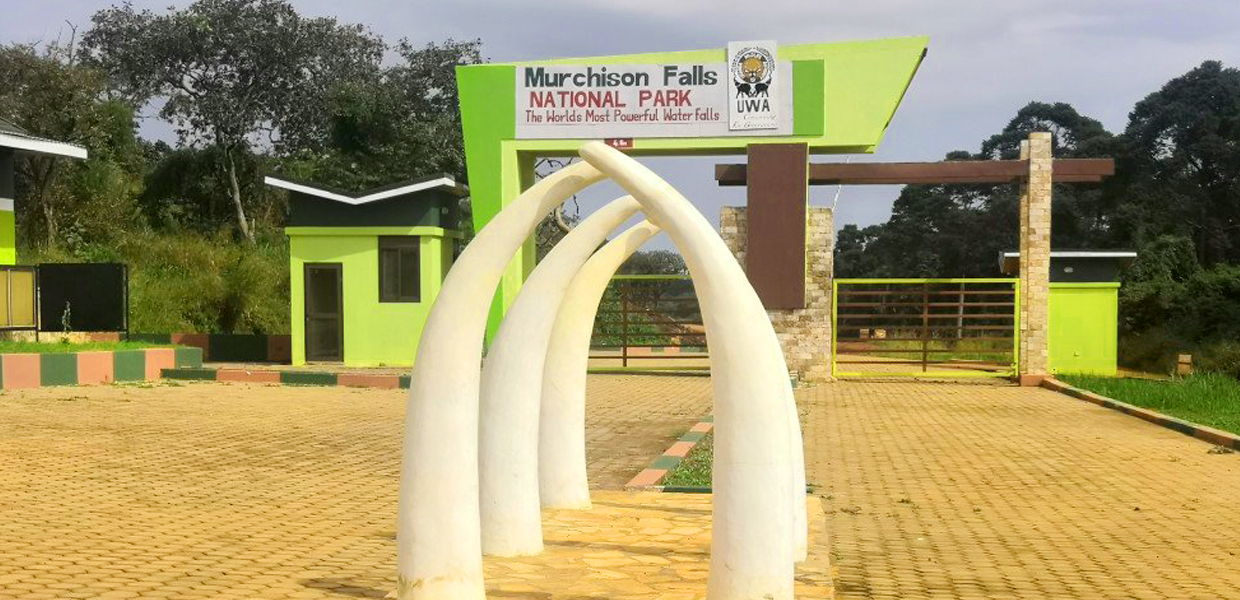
left=578, top=141, right=797, bottom=600
left=479, top=196, right=642, bottom=556
left=540, top=220, right=663, bottom=509
left=397, top=161, right=605, bottom=600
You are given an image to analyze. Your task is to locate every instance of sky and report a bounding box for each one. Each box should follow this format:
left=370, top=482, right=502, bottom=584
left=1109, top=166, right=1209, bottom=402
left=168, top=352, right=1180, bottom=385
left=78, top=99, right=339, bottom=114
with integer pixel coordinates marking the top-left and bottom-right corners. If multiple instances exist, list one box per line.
left=5, top=0, right=1240, bottom=247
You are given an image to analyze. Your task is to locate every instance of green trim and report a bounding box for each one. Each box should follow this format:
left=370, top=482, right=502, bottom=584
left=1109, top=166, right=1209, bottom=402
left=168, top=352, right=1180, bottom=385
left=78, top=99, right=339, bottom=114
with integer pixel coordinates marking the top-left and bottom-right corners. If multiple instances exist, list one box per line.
left=285, top=226, right=461, bottom=238
left=837, top=277, right=1019, bottom=284
left=279, top=371, right=338, bottom=386
left=834, top=370, right=1011, bottom=379
left=792, top=60, right=825, bottom=136
left=40, top=353, right=78, bottom=386
left=162, top=368, right=219, bottom=381
left=1050, top=282, right=1121, bottom=289
left=113, top=350, right=146, bottom=381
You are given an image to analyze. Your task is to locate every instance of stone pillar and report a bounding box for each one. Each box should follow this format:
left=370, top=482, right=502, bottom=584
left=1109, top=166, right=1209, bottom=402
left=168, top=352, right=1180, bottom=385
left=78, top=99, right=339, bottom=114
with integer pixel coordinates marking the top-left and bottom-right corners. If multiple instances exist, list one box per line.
left=721, top=206, right=833, bottom=382
left=1018, top=132, right=1052, bottom=384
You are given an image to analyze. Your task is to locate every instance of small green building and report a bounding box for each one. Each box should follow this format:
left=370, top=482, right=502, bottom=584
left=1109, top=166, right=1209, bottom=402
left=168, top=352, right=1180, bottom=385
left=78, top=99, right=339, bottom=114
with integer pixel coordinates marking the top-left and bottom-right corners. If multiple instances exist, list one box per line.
left=268, top=175, right=468, bottom=366
left=1001, top=250, right=1136, bottom=375
left=0, top=119, right=89, bottom=265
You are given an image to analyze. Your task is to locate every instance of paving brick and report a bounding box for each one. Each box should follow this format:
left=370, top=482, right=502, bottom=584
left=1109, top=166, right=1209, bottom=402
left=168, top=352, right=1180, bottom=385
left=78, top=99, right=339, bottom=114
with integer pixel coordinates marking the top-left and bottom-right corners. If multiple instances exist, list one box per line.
left=800, top=380, right=1240, bottom=599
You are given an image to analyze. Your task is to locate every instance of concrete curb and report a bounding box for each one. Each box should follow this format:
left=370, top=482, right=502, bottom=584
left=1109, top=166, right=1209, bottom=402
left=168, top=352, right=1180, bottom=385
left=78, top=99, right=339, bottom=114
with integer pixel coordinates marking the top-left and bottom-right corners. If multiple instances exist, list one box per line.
left=624, top=415, right=714, bottom=491
left=161, top=367, right=411, bottom=389
left=1041, top=377, right=1240, bottom=451
left=0, top=347, right=201, bottom=390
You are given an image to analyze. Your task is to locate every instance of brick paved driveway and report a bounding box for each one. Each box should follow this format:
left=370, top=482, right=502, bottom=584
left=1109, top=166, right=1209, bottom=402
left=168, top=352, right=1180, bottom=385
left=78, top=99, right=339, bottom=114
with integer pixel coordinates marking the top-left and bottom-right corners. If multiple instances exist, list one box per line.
left=802, top=381, right=1240, bottom=600
left=0, top=375, right=709, bottom=599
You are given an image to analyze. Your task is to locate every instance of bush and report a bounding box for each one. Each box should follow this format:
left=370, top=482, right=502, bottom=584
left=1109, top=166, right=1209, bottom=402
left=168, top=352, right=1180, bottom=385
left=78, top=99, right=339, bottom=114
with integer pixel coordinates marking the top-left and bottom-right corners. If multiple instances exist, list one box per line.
left=22, top=230, right=289, bottom=334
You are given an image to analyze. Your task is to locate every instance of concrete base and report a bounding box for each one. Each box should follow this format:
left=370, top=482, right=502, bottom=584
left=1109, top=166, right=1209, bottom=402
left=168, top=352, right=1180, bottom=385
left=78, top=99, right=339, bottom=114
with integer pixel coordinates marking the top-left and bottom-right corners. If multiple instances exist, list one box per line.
left=476, top=491, right=834, bottom=600
left=1019, top=374, right=1046, bottom=387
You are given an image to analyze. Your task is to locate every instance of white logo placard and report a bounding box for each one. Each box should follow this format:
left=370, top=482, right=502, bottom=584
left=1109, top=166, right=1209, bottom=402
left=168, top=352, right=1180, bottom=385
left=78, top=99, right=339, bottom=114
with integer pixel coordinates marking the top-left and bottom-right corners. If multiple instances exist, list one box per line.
left=727, top=40, right=781, bottom=131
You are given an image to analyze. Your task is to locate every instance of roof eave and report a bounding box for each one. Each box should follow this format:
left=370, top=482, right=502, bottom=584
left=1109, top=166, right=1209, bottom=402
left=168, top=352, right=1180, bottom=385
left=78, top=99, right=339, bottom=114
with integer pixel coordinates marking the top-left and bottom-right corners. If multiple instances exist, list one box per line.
left=264, top=175, right=468, bottom=205
left=0, top=133, right=88, bottom=160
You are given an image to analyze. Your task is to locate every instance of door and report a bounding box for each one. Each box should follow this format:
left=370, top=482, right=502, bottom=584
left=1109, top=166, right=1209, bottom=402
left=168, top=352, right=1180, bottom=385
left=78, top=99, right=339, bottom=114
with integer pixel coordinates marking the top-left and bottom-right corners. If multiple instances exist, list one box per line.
left=304, top=263, right=343, bottom=362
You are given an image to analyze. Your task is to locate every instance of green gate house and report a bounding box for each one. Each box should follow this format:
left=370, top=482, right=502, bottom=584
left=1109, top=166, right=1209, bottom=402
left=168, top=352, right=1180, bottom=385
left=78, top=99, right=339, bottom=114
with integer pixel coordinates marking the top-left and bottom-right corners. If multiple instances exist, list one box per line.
left=266, top=175, right=468, bottom=366
left=0, top=118, right=88, bottom=265
left=1000, top=250, right=1136, bottom=375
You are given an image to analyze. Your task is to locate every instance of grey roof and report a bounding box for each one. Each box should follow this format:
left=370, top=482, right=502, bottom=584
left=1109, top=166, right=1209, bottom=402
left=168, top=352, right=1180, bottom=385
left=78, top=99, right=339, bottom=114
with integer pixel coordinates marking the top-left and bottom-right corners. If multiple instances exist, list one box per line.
left=0, top=117, right=88, bottom=159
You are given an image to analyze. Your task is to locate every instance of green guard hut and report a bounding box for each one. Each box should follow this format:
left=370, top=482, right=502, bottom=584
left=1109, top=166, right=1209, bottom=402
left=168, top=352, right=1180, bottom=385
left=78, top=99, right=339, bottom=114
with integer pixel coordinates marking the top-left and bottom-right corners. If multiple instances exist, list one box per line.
left=268, top=175, right=468, bottom=366
left=1, top=119, right=89, bottom=265
left=1001, top=250, right=1136, bottom=375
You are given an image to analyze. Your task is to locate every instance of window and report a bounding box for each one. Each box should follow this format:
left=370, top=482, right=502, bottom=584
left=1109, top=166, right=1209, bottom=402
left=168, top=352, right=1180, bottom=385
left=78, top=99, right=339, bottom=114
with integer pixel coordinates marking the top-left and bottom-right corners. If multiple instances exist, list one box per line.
left=379, top=236, right=420, bottom=302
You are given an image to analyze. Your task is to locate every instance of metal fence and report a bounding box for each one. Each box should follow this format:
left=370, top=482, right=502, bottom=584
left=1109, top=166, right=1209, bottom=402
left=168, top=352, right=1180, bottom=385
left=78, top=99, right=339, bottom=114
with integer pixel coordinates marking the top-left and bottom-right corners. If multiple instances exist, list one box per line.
left=590, top=274, right=708, bottom=371
left=832, top=278, right=1020, bottom=379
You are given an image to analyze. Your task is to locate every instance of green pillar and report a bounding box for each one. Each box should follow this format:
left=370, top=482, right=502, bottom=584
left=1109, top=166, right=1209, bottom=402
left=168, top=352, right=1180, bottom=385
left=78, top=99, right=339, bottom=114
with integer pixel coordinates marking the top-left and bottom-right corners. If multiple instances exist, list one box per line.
left=0, top=150, right=16, bottom=265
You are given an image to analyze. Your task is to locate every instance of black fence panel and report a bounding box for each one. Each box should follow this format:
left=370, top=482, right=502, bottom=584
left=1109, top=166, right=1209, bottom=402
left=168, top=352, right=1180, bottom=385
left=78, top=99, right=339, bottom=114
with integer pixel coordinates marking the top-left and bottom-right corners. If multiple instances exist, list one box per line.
left=38, top=263, right=128, bottom=333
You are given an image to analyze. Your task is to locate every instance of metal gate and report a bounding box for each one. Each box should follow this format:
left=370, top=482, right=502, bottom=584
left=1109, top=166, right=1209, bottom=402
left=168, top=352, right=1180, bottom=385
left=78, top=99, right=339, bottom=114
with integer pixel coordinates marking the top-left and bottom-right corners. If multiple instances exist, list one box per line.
left=590, top=275, right=708, bottom=371
left=832, top=278, right=1019, bottom=379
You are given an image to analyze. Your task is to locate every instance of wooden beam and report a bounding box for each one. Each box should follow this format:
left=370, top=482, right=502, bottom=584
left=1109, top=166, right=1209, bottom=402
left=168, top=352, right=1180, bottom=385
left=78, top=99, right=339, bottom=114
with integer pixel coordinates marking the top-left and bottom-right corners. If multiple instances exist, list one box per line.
left=746, top=143, right=808, bottom=310
left=715, top=158, right=1115, bottom=186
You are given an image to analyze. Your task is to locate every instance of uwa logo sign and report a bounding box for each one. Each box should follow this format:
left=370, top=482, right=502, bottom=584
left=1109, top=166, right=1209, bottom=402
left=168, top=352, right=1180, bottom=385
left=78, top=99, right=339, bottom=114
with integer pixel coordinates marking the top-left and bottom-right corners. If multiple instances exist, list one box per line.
left=727, top=40, right=780, bottom=131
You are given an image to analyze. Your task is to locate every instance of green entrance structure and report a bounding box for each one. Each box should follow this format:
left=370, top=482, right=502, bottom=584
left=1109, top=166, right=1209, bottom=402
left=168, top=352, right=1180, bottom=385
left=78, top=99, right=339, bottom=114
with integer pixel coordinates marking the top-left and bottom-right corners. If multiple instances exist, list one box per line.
left=269, top=175, right=467, bottom=366
left=457, top=36, right=929, bottom=335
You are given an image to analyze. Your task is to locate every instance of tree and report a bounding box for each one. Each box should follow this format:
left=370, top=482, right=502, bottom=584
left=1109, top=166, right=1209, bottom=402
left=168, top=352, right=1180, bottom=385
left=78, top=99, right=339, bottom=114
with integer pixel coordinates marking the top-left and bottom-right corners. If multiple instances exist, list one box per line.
left=834, top=102, right=1118, bottom=278
left=271, top=38, right=483, bottom=192
left=0, top=41, right=145, bottom=248
left=1115, top=61, right=1240, bottom=266
left=81, top=0, right=384, bottom=242
left=619, top=250, right=687, bottom=275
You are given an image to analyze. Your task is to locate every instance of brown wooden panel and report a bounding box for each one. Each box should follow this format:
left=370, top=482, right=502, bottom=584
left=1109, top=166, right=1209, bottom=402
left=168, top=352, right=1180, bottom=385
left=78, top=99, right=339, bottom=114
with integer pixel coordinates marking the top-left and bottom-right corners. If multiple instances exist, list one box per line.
left=746, top=143, right=808, bottom=309
left=716, top=158, right=1115, bottom=186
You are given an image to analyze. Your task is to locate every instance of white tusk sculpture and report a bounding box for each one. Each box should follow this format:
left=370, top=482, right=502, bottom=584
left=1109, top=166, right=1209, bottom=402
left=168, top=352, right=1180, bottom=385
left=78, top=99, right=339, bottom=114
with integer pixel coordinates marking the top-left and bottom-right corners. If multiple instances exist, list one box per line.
left=479, top=196, right=642, bottom=556
left=578, top=141, right=797, bottom=600
left=540, top=220, right=663, bottom=509
left=397, top=161, right=604, bottom=600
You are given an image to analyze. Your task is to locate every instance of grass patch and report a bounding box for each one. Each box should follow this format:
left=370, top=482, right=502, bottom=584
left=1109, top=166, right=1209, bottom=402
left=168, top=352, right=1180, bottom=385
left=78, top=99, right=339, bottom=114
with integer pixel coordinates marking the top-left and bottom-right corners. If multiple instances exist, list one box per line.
left=866, top=338, right=1013, bottom=363
left=1060, top=372, right=1240, bottom=435
left=0, top=340, right=164, bottom=354
left=661, top=432, right=713, bottom=487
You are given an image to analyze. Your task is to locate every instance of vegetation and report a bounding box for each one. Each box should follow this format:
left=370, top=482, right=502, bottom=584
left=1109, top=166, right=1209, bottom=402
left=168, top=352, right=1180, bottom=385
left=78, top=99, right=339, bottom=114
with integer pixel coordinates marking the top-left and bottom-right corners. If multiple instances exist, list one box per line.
left=1060, top=373, right=1240, bottom=436
left=1, top=1, right=482, bottom=334
left=662, top=432, right=713, bottom=487
left=0, top=339, right=164, bottom=354
left=836, top=63, right=1240, bottom=375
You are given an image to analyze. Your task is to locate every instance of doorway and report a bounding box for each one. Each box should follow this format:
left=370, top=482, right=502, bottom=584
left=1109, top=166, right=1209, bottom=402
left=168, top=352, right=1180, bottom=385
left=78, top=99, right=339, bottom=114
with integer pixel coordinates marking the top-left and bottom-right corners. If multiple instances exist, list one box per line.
left=304, top=263, right=343, bottom=362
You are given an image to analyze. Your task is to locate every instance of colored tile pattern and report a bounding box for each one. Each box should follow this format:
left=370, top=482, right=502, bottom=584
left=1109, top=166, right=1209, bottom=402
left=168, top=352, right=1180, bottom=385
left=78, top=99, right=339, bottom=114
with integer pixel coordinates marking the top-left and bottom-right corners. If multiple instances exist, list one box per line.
left=1, top=353, right=39, bottom=389
left=38, top=353, right=78, bottom=387
left=626, top=416, right=714, bottom=491
left=75, top=351, right=114, bottom=385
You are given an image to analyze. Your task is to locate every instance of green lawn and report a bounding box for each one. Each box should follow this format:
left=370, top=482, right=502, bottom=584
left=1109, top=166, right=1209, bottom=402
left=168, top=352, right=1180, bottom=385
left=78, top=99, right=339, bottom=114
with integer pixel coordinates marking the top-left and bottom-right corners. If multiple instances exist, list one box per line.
left=0, top=340, right=165, bottom=354
left=661, top=432, right=713, bottom=487
left=1060, top=372, right=1240, bottom=435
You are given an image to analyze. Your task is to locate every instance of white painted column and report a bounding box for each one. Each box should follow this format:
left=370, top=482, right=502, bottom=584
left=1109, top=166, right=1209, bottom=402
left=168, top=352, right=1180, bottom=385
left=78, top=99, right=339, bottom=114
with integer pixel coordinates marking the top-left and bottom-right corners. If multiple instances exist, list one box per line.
left=540, top=220, right=662, bottom=508
left=396, top=162, right=604, bottom=600
left=579, top=142, right=795, bottom=600
left=479, top=196, right=642, bottom=556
